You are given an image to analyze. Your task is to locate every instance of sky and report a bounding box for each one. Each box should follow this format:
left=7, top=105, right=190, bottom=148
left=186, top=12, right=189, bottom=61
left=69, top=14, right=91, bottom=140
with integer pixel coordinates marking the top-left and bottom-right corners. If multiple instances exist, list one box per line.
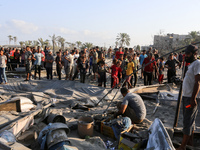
left=0, top=0, right=200, bottom=48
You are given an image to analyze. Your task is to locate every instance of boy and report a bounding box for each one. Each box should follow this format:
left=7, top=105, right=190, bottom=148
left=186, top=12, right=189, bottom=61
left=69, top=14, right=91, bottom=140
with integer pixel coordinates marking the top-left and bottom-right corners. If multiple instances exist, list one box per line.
left=78, top=56, right=89, bottom=83
left=55, top=52, right=62, bottom=80
left=158, top=57, right=164, bottom=84
left=97, top=61, right=109, bottom=87
left=126, top=56, right=134, bottom=89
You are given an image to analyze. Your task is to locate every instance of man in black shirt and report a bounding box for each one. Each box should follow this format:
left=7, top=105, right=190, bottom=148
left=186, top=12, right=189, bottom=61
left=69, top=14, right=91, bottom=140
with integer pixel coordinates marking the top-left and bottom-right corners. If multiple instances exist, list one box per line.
left=55, top=52, right=62, bottom=80
left=165, top=53, right=180, bottom=83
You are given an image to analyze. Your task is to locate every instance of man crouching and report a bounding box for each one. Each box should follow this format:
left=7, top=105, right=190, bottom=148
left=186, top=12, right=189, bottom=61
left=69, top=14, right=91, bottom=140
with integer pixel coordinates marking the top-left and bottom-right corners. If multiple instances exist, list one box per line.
left=115, top=87, right=146, bottom=124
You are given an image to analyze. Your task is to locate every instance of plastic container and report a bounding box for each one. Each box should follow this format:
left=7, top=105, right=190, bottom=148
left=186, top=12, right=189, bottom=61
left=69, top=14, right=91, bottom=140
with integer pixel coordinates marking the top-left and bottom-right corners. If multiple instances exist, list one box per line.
left=78, top=116, right=94, bottom=138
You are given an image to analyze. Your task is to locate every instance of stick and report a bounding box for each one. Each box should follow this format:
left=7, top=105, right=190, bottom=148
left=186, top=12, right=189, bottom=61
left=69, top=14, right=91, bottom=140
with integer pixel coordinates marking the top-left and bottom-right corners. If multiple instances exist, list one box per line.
left=173, top=61, right=186, bottom=128
left=95, top=42, right=200, bottom=107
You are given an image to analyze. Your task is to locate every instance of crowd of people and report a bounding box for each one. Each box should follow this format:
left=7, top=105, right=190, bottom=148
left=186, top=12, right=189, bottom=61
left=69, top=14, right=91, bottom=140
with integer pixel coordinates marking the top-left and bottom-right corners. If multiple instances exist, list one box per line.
left=0, top=45, right=190, bottom=87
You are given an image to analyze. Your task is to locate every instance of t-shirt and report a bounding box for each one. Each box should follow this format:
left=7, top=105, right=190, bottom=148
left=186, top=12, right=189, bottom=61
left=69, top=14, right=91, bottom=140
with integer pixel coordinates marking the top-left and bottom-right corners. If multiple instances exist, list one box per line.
left=178, top=54, right=183, bottom=62
left=0, top=55, right=7, bottom=68
left=25, top=51, right=32, bottom=64
left=111, top=65, right=122, bottom=76
left=183, top=60, right=200, bottom=98
left=159, top=61, right=165, bottom=74
left=115, top=51, right=124, bottom=59
left=34, top=53, right=44, bottom=65
left=93, top=52, right=98, bottom=64
left=132, top=59, right=138, bottom=71
left=126, top=62, right=134, bottom=76
left=139, top=54, right=147, bottom=65
left=67, top=54, right=74, bottom=66
left=45, top=55, right=54, bottom=68
left=56, top=56, right=62, bottom=68
left=143, top=57, right=156, bottom=72
left=62, top=55, right=69, bottom=68
left=122, top=92, right=146, bottom=120
left=165, top=59, right=179, bottom=72
left=78, top=62, right=88, bottom=74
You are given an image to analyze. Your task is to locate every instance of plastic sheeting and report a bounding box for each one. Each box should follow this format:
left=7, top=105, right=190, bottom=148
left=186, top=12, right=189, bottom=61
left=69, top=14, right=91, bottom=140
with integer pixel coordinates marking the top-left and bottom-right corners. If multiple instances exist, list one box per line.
left=146, top=118, right=175, bottom=150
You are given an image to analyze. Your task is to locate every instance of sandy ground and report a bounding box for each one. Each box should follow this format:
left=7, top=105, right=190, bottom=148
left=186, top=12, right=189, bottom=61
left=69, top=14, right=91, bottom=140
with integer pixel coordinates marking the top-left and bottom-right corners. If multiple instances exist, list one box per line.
left=1, top=59, right=200, bottom=149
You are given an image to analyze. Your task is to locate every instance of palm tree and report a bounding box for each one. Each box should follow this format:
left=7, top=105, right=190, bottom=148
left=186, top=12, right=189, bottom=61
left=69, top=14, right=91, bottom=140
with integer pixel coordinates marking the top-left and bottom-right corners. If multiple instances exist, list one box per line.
left=76, top=41, right=82, bottom=48
left=57, top=36, right=65, bottom=50
left=44, top=39, right=50, bottom=46
left=28, top=40, right=32, bottom=46
left=13, top=36, right=17, bottom=45
left=115, top=41, right=119, bottom=47
left=82, top=42, right=93, bottom=50
left=38, top=38, right=44, bottom=48
left=116, top=33, right=131, bottom=47
left=189, top=31, right=200, bottom=43
left=8, top=35, right=13, bottom=45
left=70, top=43, right=76, bottom=49
left=33, top=40, right=40, bottom=47
left=49, top=34, right=59, bottom=54
left=19, top=41, right=24, bottom=48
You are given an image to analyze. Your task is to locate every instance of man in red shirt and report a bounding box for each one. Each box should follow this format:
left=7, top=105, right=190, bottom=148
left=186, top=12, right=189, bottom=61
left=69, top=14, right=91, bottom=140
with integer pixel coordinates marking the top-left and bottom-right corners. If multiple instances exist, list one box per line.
left=142, top=53, right=157, bottom=85
left=115, top=47, right=124, bottom=59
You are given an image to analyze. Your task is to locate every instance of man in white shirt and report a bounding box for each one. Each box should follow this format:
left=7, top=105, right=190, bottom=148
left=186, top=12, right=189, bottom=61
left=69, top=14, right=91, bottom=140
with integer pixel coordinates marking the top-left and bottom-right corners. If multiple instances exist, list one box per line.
left=66, top=50, right=75, bottom=80
left=177, top=45, right=200, bottom=150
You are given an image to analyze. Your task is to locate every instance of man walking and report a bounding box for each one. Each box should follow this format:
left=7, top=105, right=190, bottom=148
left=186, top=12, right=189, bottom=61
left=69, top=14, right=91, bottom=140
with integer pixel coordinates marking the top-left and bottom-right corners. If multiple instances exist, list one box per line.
left=177, top=45, right=200, bottom=150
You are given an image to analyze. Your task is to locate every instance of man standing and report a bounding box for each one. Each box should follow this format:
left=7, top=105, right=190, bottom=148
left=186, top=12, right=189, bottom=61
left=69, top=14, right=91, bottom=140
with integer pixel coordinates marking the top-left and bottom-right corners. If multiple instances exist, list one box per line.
left=142, top=53, right=156, bottom=85
left=24, top=46, right=33, bottom=81
left=177, top=45, right=200, bottom=149
left=45, top=50, right=54, bottom=80
left=92, top=48, right=98, bottom=80
left=67, top=50, right=75, bottom=80
left=115, top=47, right=124, bottom=59
left=0, top=50, right=8, bottom=84
left=55, top=52, right=62, bottom=80
left=139, top=50, right=147, bottom=79
left=33, top=46, right=44, bottom=80
left=115, top=87, right=146, bottom=124
left=165, top=53, right=180, bottom=83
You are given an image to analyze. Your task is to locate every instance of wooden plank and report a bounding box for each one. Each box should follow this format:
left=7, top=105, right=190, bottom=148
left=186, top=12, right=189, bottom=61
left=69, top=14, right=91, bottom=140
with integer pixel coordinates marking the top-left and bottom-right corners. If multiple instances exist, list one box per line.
left=0, top=100, right=20, bottom=112
left=0, top=142, right=12, bottom=150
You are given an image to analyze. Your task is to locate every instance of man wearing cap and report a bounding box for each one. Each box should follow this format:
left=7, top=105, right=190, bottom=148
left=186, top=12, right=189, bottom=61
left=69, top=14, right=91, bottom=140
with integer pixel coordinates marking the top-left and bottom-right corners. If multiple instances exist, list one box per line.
left=177, top=45, right=200, bottom=150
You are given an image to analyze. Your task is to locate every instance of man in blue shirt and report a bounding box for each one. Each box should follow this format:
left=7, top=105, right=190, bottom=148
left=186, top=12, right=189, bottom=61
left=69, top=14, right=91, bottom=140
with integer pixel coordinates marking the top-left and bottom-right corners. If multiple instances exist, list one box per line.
left=139, top=50, right=147, bottom=79
left=33, top=46, right=44, bottom=80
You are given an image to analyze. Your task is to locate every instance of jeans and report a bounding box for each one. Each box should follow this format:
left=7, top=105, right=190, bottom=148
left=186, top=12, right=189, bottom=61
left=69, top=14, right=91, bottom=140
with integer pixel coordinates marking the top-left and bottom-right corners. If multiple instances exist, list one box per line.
left=144, top=71, right=153, bottom=85
left=0, top=68, right=7, bottom=83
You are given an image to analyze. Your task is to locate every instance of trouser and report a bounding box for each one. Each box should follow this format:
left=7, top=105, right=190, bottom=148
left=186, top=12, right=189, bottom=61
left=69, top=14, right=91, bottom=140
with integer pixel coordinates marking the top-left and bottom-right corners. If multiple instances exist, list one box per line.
left=111, top=76, right=114, bottom=88
left=80, top=73, right=86, bottom=83
left=167, top=70, right=176, bottom=83
left=112, top=75, right=119, bottom=88
left=56, top=66, right=62, bottom=80
left=98, top=73, right=106, bottom=87
left=46, top=67, right=53, bottom=79
left=35, top=65, right=41, bottom=78
left=144, top=71, right=153, bottom=85
left=0, top=68, right=7, bottom=83
left=72, top=68, right=78, bottom=80
left=117, top=102, right=143, bottom=124
left=133, top=72, right=137, bottom=87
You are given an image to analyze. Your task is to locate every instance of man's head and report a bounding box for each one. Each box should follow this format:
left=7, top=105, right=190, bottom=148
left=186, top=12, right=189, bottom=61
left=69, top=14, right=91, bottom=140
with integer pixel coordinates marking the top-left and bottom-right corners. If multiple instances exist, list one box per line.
left=71, top=50, right=75, bottom=55
left=0, top=50, right=3, bottom=56
left=121, top=87, right=129, bottom=97
left=26, top=46, right=30, bottom=51
left=119, top=54, right=123, bottom=60
left=48, top=50, right=52, bottom=55
left=142, top=50, right=146, bottom=55
left=127, top=56, right=132, bottom=62
left=56, top=51, right=60, bottom=56
left=117, top=60, right=121, bottom=67
left=99, top=60, right=105, bottom=67
left=148, top=52, right=153, bottom=59
left=169, top=54, right=173, bottom=60
left=37, top=46, right=41, bottom=53
left=119, top=47, right=122, bottom=52
left=184, top=45, right=198, bottom=63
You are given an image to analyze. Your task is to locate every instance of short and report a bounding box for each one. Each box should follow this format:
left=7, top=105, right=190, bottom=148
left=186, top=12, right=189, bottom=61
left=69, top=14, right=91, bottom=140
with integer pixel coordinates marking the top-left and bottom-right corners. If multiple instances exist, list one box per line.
left=182, top=96, right=198, bottom=136
left=158, top=74, right=164, bottom=82
left=25, top=64, right=32, bottom=73
left=93, top=64, right=98, bottom=73
left=98, top=73, right=106, bottom=83
left=67, top=65, right=73, bottom=76
left=126, top=75, right=132, bottom=82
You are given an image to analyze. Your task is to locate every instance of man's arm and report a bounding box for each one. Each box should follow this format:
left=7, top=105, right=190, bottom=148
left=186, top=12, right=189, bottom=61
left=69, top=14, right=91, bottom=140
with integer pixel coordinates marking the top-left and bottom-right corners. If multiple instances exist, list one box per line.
left=115, top=104, right=127, bottom=117
left=190, top=74, right=200, bottom=107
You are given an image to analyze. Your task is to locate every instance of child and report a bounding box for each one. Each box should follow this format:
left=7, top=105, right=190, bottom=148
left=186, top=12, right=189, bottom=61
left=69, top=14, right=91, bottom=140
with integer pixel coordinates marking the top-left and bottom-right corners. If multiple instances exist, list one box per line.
left=110, top=59, right=122, bottom=88
left=97, top=61, right=109, bottom=87
left=158, top=57, right=164, bottom=84
left=78, top=56, right=89, bottom=83
left=126, top=56, right=134, bottom=89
